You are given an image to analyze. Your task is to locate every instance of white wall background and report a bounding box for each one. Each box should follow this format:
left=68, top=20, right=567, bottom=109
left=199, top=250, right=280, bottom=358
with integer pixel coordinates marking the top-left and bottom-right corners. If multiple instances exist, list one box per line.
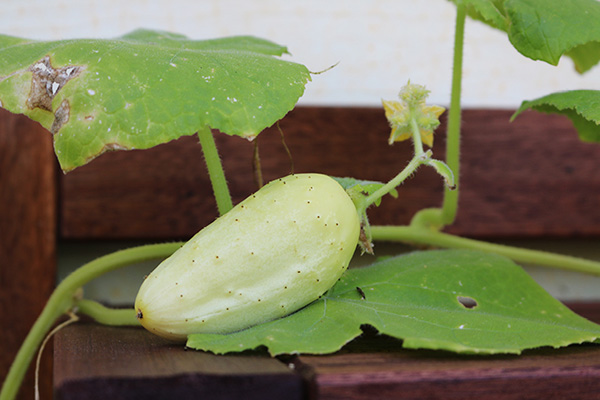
left=2, top=0, right=599, bottom=108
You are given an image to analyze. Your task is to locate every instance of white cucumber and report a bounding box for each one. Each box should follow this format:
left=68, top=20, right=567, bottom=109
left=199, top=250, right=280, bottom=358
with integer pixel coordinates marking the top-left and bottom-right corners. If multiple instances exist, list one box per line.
left=134, top=173, right=360, bottom=341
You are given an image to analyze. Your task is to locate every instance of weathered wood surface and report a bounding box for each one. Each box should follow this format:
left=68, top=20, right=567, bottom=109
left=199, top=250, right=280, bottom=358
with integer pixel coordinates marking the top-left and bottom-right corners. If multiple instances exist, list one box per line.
left=53, top=323, right=304, bottom=400
left=0, top=109, right=57, bottom=400
left=59, top=107, right=600, bottom=240
left=53, top=304, right=600, bottom=400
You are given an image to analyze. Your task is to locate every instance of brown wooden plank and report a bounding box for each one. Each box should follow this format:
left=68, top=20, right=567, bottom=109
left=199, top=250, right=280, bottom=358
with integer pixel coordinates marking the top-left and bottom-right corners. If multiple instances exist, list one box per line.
left=51, top=305, right=600, bottom=400
left=0, top=109, right=57, bottom=400
left=58, top=107, right=600, bottom=240
left=449, top=110, right=600, bottom=237
left=53, top=323, right=304, bottom=400
left=294, top=303, right=600, bottom=400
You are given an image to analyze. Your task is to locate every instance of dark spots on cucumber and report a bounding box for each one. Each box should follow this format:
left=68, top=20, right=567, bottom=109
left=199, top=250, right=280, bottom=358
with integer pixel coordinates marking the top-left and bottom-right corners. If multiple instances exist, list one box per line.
left=316, top=278, right=320, bottom=283
left=258, top=299, right=261, bottom=302
left=180, top=294, right=184, bottom=298
left=175, top=282, right=179, bottom=286
left=297, top=270, right=301, bottom=274
left=136, top=309, right=143, bottom=319
left=284, top=286, right=288, bottom=289
left=226, top=307, right=230, bottom=311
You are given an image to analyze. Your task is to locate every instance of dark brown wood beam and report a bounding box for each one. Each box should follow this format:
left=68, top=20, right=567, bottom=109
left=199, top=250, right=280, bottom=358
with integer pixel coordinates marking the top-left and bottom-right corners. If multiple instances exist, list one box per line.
left=59, top=107, right=600, bottom=240
left=0, top=109, right=56, bottom=400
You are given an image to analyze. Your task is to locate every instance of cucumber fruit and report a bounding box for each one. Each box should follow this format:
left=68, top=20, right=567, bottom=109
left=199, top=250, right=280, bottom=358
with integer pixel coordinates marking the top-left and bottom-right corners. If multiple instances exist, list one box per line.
left=135, top=173, right=360, bottom=341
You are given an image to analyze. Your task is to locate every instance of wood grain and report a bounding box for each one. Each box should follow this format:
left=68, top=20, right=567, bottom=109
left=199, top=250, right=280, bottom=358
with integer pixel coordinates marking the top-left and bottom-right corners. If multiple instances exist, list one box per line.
left=52, top=304, right=600, bottom=400
left=0, top=109, right=56, bottom=400
left=295, top=303, right=600, bottom=400
left=59, top=107, right=600, bottom=240
left=53, top=323, right=304, bottom=400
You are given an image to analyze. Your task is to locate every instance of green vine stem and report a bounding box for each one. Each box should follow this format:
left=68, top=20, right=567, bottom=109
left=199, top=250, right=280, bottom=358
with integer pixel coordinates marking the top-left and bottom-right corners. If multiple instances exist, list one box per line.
left=442, top=2, right=466, bottom=226
left=410, top=3, right=466, bottom=229
left=370, top=225, right=600, bottom=276
left=0, top=242, right=182, bottom=400
left=363, top=151, right=432, bottom=210
left=410, top=116, right=425, bottom=156
left=76, top=299, right=140, bottom=326
left=198, top=127, right=234, bottom=216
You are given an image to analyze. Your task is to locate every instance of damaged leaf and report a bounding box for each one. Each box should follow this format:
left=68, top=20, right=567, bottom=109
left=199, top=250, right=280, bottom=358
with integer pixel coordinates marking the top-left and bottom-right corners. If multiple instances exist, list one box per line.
left=0, top=29, right=311, bottom=171
left=188, top=250, right=600, bottom=355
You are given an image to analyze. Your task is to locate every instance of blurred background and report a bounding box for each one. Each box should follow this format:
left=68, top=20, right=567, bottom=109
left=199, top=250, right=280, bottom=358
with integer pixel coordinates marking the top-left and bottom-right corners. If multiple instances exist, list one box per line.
left=2, top=0, right=599, bottom=108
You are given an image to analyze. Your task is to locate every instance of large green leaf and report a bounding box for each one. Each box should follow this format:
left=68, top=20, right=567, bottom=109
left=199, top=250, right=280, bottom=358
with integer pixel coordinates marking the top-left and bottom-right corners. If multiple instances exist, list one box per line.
left=188, top=250, right=600, bottom=355
left=512, top=90, right=600, bottom=143
left=0, top=29, right=311, bottom=171
left=451, top=0, right=600, bottom=72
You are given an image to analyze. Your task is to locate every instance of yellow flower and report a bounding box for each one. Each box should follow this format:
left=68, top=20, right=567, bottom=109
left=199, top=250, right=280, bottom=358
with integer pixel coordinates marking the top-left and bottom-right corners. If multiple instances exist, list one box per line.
left=382, top=83, right=445, bottom=147
left=382, top=99, right=411, bottom=145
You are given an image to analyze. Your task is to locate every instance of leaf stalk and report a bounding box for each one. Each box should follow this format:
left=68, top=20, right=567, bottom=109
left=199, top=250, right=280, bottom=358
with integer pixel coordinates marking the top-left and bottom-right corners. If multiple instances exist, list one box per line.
left=198, top=127, right=234, bottom=216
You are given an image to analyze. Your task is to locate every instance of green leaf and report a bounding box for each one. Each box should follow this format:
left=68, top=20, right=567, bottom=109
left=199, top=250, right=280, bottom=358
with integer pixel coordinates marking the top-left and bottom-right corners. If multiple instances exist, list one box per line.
left=0, top=29, right=311, bottom=171
left=451, top=0, right=600, bottom=72
left=187, top=250, right=600, bottom=355
left=512, top=90, right=600, bottom=143
left=458, top=0, right=509, bottom=31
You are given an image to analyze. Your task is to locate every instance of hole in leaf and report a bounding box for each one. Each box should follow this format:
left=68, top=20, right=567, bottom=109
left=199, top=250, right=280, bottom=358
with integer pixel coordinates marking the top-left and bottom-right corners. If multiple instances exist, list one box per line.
left=457, top=296, right=478, bottom=309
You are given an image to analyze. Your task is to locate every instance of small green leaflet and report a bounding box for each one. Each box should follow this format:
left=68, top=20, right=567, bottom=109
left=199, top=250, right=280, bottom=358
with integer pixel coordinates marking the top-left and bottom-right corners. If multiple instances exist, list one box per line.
left=450, top=0, right=600, bottom=73
left=512, top=90, right=600, bottom=143
left=333, top=177, right=398, bottom=207
left=0, top=29, right=311, bottom=171
left=188, top=250, right=600, bottom=355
